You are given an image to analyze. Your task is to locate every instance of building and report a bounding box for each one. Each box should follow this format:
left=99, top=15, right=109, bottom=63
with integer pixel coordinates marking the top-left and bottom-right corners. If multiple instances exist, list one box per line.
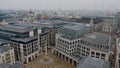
left=116, top=12, right=120, bottom=26
left=53, top=22, right=112, bottom=67
left=79, top=32, right=111, bottom=61
left=54, top=23, right=90, bottom=65
left=102, top=18, right=118, bottom=33
left=35, top=20, right=69, bottom=47
left=115, top=38, right=120, bottom=68
left=10, top=37, right=38, bottom=63
left=0, top=46, right=15, bottom=64
left=0, top=24, right=41, bottom=63
left=0, top=62, right=25, bottom=68
left=39, top=31, right=49, bottom=52
left=77, top=56, right=109, bottom=68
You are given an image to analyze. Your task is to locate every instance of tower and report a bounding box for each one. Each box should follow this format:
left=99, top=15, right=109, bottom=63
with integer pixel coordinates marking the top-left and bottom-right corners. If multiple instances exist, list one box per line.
left=90, top=17, right=94, bottom=31
left=28, top=9, right=36, bottom=23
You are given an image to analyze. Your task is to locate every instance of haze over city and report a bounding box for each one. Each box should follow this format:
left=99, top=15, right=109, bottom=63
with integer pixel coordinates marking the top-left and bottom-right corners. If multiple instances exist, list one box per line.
left=0, top=0, right=120, bottom=10
left=0, top=0, right=120, bottom=68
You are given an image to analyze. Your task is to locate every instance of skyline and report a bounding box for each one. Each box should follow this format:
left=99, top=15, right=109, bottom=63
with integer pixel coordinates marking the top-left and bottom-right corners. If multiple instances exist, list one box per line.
left=0, top=0, right=120, bottom=11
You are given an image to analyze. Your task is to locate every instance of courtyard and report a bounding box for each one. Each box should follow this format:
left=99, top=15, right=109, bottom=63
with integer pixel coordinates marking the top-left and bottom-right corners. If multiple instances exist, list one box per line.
left=25, top=49, right=76, bottom=68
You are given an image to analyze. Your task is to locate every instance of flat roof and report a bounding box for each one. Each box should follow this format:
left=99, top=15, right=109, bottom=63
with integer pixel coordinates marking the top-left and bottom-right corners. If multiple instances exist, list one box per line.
left=63, top=23, right=90, bottom=30
left=0, top=62, right=23, bottom=68
left=10, top=36, right=37, bottom=44
left=78, top=57, right=109, bottom=68
left=0, top=24, right=34, bottom=33
left=84, top=32, right=109, bottom=44
left=0, top=46, right=13, bottom=53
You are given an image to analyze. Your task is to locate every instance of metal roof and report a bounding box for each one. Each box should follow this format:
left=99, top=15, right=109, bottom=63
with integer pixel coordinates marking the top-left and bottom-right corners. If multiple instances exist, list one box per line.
left=84, top=33, right=109, bottom=44
left=63, top=23, right=90, bottom=30
left=78, top=57, right=109, bottom=68
left=0, top=46, right=13, bottom=53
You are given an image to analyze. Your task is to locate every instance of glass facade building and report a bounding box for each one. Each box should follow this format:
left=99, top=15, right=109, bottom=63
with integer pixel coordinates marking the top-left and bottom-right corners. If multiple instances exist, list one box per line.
left=58, top=23, right=90, bottom=40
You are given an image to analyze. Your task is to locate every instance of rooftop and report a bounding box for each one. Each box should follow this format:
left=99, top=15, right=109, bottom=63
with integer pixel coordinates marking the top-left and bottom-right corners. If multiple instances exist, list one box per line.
left=10, top=36, right=37, bottom=44
left=78, top=57, right=109, bottom=68
left=63, top=23, right=90, bottom=30
left=0, top=24, right=34, bottom=33
left=0, top=46, right=13, bottom=53
left=84, top=32, right=109, bottom=44
left=0, top=62, right=24, bottom=68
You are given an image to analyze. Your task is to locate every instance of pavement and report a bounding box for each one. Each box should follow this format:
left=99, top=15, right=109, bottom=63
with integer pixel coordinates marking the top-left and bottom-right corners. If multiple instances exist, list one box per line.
left=25, top=49, right=76, bottom=68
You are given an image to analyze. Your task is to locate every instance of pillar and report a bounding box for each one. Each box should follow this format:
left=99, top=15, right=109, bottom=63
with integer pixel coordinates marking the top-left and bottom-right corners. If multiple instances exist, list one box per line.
left=72, top=60, right=74, bottom=65
left=26, top=58, right=29, bottom=63
left=58, top=52, right=60, bottom=57
left=68, top=58, right=70, bottom=63
left=64, top=56, right=66, bottom=61
left=34, top=54, right=35, bottom=59
left=31, top=56, right=33, bottom=61
left=61, top=54, right=62, bottom=59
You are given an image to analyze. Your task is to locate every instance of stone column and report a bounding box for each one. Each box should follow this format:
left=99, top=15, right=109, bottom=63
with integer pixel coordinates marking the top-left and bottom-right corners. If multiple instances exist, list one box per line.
left=72, top=60, right=74, bottom=65
left=68, top=58, right=70, bottom=63
left=26, top=58, right=29, bottom=63
left=58, top=52, right=60, bottom=57
left=61, top=54, right=62, bottom=59
left=45, top=45, right=48, bottom=56
left=64, top=56, right=66, bottom=61
left=31, top=56, right=33, bottom=61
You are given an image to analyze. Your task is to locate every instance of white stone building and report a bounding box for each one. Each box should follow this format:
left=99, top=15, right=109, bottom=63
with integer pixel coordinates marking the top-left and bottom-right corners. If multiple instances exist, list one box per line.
left=54, top=23, right=111, bottom=66
left=0, top=46, right=15, bottom=64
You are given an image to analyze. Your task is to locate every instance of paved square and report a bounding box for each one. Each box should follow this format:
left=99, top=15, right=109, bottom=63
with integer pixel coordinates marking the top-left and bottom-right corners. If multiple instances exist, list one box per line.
left=25, top=49, right=76, bottom=68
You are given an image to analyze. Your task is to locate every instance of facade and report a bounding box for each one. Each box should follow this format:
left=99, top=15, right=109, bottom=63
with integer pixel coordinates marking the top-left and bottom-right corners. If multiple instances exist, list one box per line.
left=116, top=12, right=120, bottom=26
left=0, top=24, right=41, bottom=63
left=102, top=18, right=118, bottom=33
left=49, top=27, right=59, bottom=46
left=116, top=38, right=120, bottom=68
left=79, top=32, right=111, bottom=61
left=54, top=22, right=111, bottom=67
left=39, top=31, right=49, bottom=52
left=10, top=37, right=39, bottom=63
left=54, top=23, right=90, bottom=65
left=77, top=56, right=109, bottom=68
left=0, top=46, right=15, bottom=64
left=35, top=20, right=69, bottom=47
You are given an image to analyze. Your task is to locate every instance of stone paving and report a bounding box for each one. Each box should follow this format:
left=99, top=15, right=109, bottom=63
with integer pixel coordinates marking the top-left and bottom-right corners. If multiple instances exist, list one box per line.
left=25, top=49, right=76, bottom=68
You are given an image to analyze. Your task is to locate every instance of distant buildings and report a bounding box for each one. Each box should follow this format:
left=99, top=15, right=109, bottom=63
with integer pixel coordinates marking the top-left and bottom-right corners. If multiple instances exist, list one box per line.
left=116, top=12, right=120, bottom=26
left=115, top=38, right=120, bottom=68
left=102, top=18, right=118, bottom=33
left=0, top=9, right=117, bottom=68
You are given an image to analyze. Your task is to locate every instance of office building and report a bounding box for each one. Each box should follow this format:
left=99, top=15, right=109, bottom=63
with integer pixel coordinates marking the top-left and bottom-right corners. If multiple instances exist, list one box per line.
left=0, top=46, right=15, bottom=64
left=54, top=23, right=90, bottom=65
left=79, top=32, right=111, bottom=61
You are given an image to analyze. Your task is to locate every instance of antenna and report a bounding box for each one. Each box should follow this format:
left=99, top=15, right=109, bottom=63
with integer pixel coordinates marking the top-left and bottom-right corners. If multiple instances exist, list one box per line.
left=58, top=4, right=61, bottom=17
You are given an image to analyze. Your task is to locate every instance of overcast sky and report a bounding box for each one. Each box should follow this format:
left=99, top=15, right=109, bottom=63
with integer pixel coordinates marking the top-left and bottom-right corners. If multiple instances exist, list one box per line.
left=0, top=0, right=120, bottom=10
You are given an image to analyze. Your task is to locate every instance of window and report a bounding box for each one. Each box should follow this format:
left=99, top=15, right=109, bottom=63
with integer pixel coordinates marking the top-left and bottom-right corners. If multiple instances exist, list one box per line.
left=101, top=53, right=105, bottom=57
left=91, top=51, right=95, bottom=55
left=96, top=52, right=100, bottom=56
